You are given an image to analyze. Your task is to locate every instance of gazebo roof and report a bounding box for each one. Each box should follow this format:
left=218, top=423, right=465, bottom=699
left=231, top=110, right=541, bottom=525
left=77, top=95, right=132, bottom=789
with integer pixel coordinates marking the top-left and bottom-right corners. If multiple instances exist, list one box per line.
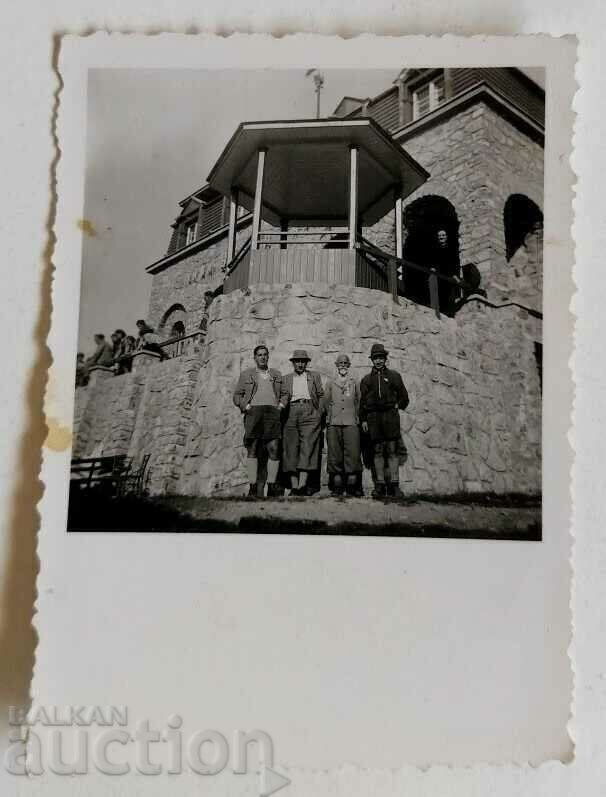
left=207, top=118, right=429, bottom=226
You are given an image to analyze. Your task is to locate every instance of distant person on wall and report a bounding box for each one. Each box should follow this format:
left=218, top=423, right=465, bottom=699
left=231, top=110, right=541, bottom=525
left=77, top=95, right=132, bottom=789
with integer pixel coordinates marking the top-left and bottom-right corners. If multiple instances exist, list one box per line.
left=281, top=350, right=324, bottom=497
left=323, top=353, right=363, bottom=497
left=110, top=328, right=127, bottom=374
left=120, top=335, right=137, bottom=373
left=232, top=344, right=287, bottom=499
left=75, top=353, right=88, bottom=387
left=136, top=319, right=167, bottom=360
left=199, top=290, right=215, bottom=333
left=359, top=343, right=409, bottom=499
left=85, top=333, right=114, bottom=370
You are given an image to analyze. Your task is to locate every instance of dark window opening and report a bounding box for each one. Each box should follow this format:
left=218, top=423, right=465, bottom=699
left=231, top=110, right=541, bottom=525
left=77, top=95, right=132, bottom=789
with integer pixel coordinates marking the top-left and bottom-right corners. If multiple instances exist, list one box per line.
left=504, top=194, right=543, bottom=262
left=402, top=195, right=461, bottom=314
left=170, top=321, right=185, bottom=339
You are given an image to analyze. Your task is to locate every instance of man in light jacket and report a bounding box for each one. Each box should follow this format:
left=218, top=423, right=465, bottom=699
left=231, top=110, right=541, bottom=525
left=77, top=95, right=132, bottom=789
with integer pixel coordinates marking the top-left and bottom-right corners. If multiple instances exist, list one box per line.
left=233, top=344, right=287, bottom=498
left=323, top=353, right=362, bottom=497
left=281, top=350, right=324, bottom=496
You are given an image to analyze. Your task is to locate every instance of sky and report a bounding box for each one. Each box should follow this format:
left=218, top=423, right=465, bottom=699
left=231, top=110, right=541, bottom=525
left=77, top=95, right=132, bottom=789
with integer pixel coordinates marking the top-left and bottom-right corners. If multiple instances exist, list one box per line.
left=79, top=67, right=545, bottom=353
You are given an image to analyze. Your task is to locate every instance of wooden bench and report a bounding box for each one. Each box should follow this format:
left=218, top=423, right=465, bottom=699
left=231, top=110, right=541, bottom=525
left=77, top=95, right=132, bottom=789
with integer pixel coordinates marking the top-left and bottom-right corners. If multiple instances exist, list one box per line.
left=70, top=455, right=131, bottom=494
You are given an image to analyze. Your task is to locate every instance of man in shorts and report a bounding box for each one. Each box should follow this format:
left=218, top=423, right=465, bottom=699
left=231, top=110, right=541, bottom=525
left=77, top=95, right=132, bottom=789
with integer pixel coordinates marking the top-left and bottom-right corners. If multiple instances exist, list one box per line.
left=359, top=343, right=410, bottom=498
left=233, top=344, right=287, bottom=498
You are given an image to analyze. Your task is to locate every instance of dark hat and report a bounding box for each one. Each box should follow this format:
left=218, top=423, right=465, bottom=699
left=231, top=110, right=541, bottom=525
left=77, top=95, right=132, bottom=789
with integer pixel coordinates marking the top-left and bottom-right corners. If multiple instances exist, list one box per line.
left=290, top=349, right=311, bottom=362
left=370, top=343, right=389, bottom=358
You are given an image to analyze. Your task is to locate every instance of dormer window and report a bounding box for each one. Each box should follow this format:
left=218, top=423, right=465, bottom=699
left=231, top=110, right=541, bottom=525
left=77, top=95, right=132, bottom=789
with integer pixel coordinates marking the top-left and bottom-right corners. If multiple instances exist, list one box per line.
left=412, top=74, right=445, bottom=120
left=185, top=220, right=197, bottom=246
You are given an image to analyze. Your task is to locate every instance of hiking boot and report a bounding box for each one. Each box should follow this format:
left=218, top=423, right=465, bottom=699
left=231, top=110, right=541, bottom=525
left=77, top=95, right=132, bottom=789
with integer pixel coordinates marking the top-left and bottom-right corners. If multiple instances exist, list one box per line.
left=386, top=482, right=404, bottom=499
left=345, top=479, right=359, bottom=497
left=330, top=487, right=344, bottom=497
left=372, top=482, right=387, bottom=499
left=267, top=483, right=282, bottom=498
left=246, top=483, right=259, bottom=500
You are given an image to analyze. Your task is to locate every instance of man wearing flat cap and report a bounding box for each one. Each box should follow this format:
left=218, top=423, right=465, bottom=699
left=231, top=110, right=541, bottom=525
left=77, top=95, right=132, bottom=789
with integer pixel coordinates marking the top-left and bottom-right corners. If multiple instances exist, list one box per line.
left=359, top=343, right=410, bottom=498
left=281, top=350, right=324, bottom=496
left=323, top=353, right=363, bottom=497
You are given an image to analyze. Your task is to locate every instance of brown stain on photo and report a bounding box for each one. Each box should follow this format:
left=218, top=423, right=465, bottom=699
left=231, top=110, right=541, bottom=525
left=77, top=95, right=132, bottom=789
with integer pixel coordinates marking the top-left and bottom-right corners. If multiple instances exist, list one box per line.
left=77, top=218, right=97, bottom=237
left=44, top=417, right=72, bottom=452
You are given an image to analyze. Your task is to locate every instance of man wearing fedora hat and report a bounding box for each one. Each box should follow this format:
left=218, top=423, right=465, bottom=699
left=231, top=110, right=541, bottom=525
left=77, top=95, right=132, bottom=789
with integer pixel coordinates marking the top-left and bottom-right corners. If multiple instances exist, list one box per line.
left=360, top=343, right=410, bottom=498
left=281, top=350, right=324, bottom=496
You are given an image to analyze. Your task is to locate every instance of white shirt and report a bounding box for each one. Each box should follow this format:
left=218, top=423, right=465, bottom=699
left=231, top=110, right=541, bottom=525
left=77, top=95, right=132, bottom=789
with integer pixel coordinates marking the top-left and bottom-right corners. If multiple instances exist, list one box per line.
left=291, top=372, right=311, bottom=401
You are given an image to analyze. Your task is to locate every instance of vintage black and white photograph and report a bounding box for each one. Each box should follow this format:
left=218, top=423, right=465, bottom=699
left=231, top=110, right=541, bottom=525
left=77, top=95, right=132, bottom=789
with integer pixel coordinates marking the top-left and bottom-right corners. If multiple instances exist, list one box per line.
left=68, top=64, right=545, bottom=538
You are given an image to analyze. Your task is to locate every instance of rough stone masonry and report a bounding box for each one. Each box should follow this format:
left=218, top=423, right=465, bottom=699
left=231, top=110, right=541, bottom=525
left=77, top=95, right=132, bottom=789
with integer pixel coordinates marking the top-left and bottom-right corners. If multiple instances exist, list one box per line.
left=73, top=86, right=544, bottom=498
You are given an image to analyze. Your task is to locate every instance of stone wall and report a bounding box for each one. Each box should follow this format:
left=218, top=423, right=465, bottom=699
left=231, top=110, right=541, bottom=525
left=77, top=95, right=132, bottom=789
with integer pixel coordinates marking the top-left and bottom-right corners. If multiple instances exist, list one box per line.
left=73, top=283, right=541, bottom=499
left=73, top=349, right=201, bottom=495
left=178, top=284, right=541, bottom=497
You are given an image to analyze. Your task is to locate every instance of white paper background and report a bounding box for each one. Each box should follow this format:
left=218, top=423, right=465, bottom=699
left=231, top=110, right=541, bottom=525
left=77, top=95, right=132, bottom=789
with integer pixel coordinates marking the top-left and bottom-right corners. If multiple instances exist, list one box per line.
left=0, top=2, right=600, bottom=796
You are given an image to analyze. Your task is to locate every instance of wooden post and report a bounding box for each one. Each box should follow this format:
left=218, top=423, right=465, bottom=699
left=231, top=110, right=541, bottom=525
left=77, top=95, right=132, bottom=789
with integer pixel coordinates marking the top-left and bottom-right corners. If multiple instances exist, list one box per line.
left=251, top=148, right=267, bottom=251
left=225, top=188, right=238, bottom=267
left=348, top=146, right=358, bottom=250
left=387, top=258, right=399, bottom=304
left=394, top=189, right=403, bottom=297
left=429, top=268, right=440, bottom=319
left=280, top=218, right=288, bottom=250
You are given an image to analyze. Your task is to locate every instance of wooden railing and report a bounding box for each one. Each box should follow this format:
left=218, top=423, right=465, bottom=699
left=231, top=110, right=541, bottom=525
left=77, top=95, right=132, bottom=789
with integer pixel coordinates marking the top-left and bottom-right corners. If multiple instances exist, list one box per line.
left=257, top=229, right=350, bottom=247
left=224, top=235, right=252, bottom=275
left=158, top=331, right=205, bottom=359
left=356, top=238, right=472, bottom=318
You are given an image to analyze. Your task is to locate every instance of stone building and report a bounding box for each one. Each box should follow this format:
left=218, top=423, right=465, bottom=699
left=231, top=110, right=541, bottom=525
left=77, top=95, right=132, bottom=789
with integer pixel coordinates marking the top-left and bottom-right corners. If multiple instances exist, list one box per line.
left=74, top=67, right=544, bottom=498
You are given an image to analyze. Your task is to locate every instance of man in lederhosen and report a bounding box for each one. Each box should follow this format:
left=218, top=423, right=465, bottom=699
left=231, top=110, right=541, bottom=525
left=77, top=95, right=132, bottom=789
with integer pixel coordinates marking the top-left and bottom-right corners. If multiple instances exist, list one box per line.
left=359, top=343, right=410, bottom=498
left=281, top=350, right=324, bottom=496
left=233, top=344, right=287, bottom=498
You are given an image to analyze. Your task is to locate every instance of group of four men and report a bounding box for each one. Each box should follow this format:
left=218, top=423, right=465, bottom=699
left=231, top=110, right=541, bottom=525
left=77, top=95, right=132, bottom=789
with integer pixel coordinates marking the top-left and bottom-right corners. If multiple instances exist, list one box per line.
left=232, top=343, right=409, bottom=499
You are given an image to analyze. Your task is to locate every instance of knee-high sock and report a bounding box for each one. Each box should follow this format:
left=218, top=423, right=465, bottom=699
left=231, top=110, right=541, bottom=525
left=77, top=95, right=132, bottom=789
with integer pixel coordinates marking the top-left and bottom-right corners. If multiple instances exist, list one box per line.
left=298, top=470, right=308, bottom=488
left=246, top=457, right=258, bottom=484
left=266, top=459, right=279, bottom=484
left=388, top=456, right=400, bottom=484
left=290, top=474, right=299, bottom=489
left=374, top=455, right=385, bottom=484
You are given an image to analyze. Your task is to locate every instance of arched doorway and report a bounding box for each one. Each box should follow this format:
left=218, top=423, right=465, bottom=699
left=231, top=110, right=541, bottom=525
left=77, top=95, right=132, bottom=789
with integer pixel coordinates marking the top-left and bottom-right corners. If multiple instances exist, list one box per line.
left=402, top=195, right=460, bottom=313
left=159, top=303, right=187, bottom=337
left=503, top=194, right=543, bottom=262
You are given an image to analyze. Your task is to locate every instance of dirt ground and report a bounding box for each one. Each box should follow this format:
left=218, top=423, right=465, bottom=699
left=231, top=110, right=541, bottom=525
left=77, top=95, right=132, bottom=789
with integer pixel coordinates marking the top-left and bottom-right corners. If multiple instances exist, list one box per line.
left=150, top=493, right=541, bottom=539
left=68, top=488, right=541, bottom=540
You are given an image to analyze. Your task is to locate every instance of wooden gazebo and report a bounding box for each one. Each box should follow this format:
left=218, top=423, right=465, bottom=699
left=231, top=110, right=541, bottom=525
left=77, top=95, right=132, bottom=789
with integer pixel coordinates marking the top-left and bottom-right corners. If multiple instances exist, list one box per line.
left=207, top=118, right=430, bottom=295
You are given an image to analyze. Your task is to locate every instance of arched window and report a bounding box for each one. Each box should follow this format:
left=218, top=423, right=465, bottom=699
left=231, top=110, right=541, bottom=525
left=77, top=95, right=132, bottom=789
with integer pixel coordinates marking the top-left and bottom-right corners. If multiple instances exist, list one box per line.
left=504, top=194, right=543, bottom=262
left=402, top=195, right=461, bottom=313
left=159, top=303, right=187, bottom=338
